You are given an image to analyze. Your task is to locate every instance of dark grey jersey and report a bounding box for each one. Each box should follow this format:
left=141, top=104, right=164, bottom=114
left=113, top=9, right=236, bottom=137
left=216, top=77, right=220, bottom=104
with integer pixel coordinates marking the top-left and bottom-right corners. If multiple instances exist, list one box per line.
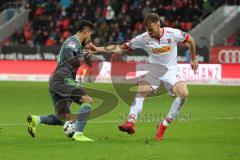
left=49, top=35, right=84, bottom=96
left=51, top=35, right=83, bottom=81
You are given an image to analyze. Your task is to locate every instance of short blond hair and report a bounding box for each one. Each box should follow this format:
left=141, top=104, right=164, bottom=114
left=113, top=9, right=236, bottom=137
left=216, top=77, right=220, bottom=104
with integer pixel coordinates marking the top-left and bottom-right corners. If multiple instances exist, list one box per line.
left=143, top=13, right=160, bottom=27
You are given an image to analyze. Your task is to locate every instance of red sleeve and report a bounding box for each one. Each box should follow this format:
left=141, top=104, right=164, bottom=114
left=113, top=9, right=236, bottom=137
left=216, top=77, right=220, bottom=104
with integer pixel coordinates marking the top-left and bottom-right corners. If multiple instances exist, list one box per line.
left=182, top=33, right=190, bottom=43
left=120, top=42, right=132, bottom=51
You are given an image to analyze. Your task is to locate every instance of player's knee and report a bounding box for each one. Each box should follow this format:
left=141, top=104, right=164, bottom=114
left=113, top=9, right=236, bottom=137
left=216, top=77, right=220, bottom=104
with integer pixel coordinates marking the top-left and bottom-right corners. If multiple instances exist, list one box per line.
left=179, top=91, right=189, bottom=99
left=70, top=88, right=87, bottom=103
left=86, top=98, right=93, bottom=104
left=138, top=88, right=150, bottom=97
left=138, top=82, right=153, bottom=97
left=81, top=95, right=93, bottom=104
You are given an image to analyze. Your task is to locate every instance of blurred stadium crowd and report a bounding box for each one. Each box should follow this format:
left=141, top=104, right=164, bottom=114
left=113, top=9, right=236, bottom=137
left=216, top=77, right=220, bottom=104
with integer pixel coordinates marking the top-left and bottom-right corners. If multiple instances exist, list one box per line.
left=1, top=0, right=229, bottom=46
left=227, top=29, right=240, bottom=46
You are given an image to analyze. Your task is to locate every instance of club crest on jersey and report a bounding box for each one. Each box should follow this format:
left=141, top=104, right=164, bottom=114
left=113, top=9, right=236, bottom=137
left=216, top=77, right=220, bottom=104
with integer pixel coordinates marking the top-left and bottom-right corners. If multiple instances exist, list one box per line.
left=152, top=46, right=172, bottom=54
left=67, top=41, right=76, bottom=48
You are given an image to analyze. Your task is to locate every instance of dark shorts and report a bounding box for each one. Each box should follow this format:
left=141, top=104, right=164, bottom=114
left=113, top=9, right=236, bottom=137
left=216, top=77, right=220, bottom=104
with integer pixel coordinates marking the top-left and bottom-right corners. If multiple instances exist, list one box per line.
left=49, top=86, right=87, bottom=115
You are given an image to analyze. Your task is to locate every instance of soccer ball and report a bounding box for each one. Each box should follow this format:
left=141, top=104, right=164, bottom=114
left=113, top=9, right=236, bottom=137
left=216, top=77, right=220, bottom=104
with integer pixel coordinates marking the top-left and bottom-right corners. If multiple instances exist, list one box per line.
left=63, top=120, right=76, bottom=138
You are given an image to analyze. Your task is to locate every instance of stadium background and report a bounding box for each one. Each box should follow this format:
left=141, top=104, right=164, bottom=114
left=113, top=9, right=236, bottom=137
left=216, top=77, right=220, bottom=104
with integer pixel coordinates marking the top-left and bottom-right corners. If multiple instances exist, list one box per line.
left=0, top=1, right=240, bottom=160
left=0, top=0, right=240, bottom=84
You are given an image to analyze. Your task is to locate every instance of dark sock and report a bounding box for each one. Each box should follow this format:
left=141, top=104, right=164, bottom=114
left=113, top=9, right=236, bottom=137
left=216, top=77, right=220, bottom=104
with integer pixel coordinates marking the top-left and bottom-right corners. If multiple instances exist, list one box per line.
left=40, top=114, right=64, bottom=125
left=75, top=103, right=91, bottom=132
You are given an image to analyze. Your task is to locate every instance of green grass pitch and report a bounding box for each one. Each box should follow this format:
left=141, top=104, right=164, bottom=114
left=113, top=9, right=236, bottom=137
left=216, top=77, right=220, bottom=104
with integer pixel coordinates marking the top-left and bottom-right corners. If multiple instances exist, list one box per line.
left=0, top=81, right=240, bottom=160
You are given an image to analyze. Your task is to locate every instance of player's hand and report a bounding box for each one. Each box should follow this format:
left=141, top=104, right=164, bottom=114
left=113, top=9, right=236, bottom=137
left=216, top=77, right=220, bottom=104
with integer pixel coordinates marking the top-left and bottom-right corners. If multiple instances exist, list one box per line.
left=85, top=43, right=97, bottom=54
left=190, top=59, right=198, bottom=73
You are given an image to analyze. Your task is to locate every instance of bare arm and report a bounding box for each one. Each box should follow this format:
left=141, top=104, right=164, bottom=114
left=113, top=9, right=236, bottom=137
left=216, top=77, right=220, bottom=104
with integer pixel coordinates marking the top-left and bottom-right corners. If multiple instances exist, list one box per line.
left=185, top=35, right=198, bottom=71
left=87, top=44, right=127, bottom=53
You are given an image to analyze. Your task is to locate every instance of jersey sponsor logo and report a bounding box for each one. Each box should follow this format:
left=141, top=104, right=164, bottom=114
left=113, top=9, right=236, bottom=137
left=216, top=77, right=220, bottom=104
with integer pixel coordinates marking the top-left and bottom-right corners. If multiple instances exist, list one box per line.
left=67, top=41, right=77, bottom=49
left=152, top=46, right=172, bottom=54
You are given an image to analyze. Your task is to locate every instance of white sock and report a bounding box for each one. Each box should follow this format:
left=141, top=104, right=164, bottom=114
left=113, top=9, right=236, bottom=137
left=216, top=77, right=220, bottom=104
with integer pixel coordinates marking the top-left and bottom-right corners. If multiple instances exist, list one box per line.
left=128, top=94, right=145, bottom=123
left=167, top=97, right=186, bottom=120
left=162, top=118, right=171, bottom=127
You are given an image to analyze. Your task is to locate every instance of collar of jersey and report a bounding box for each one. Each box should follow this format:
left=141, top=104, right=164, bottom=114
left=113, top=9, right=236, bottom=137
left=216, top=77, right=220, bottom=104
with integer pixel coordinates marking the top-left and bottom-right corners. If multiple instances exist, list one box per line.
left=74, top=35, right=82, bottom=48
left=153, top=28, right=164, bottom=42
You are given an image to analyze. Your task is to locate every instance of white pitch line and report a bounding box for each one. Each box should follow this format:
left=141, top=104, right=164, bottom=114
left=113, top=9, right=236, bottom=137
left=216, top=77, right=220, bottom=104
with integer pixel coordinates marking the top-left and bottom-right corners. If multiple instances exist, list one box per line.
left=0, top=117, right=240, bottom=126
left=192, top=117, right=239, bottom=120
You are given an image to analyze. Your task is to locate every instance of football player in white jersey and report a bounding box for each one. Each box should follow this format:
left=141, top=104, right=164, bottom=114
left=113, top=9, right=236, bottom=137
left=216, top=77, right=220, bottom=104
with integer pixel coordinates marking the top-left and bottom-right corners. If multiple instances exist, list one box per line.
left=88, top=13, right=198, bottom=141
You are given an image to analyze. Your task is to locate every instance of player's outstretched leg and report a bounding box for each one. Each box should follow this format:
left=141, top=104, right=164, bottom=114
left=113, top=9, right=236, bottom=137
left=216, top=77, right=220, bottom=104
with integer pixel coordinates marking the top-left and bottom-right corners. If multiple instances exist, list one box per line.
left=39, top=114, right=64, bottom=125
left=118, top=93, right=145, bottom=134
left=27, top=114, right=64, bottom=137
left=119, top=81, right=151, bottom=134
left=72, top=103, right=94, bottom=141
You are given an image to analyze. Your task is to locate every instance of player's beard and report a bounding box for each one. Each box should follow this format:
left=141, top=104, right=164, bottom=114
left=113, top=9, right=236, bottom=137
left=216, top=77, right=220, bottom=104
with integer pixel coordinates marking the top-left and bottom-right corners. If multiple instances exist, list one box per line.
left=150, top=33, right=158, bottom=38
left=154, top=28, right=161, bottom=38
left=152, top=28, right=161, bottom=38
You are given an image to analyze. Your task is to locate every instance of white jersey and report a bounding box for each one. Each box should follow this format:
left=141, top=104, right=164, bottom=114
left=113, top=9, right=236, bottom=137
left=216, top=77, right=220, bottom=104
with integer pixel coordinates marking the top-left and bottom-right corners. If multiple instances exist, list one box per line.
left=124, top=27, right=189, bottom=69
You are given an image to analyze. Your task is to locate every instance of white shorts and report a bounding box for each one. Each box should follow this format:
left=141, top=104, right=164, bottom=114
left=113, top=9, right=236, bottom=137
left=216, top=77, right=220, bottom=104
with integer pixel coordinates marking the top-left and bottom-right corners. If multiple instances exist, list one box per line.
left=139, top=64, right=185, bottom=95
